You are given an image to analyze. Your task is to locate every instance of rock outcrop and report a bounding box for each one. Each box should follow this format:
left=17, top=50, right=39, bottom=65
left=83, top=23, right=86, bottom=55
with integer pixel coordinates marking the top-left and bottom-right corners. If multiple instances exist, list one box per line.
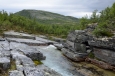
left=62, top=30, right=92, bottom=61
left=62, top=23, right=115, bottom=70
left=0, top=31, right=62, bottom=76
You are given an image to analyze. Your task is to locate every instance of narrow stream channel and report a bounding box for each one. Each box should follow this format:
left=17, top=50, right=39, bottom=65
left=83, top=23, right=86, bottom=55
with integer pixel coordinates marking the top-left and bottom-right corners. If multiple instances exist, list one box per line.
left=35, top=45, right=83, bottom=76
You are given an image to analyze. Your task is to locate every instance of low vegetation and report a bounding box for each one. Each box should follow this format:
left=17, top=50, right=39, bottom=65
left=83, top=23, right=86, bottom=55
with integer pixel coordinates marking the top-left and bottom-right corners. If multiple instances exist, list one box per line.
left=0, top=10, right=81, bottom=38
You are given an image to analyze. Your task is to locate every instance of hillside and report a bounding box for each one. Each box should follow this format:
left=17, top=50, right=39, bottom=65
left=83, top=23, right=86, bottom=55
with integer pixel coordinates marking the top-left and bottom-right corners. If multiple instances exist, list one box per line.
left=15, top=10, right=79, bottom=25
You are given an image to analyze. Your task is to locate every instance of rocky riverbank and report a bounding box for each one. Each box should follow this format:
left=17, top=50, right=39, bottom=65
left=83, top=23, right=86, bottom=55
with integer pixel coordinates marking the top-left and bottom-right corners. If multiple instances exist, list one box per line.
left=0, top=30, right=115, bottom=76
left=61, top=23, right=115, bottom=72
left=0, top=31, right=62, bottom=76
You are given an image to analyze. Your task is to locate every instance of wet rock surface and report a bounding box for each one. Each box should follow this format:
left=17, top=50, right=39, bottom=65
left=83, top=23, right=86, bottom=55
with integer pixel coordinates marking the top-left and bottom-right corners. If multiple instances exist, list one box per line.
left=0, top=31, right=62, bottom=76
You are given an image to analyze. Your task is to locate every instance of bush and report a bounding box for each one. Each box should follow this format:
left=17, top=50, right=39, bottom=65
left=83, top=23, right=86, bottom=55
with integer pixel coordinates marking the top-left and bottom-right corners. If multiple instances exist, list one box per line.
left=93, top=28, right=114, bottom=37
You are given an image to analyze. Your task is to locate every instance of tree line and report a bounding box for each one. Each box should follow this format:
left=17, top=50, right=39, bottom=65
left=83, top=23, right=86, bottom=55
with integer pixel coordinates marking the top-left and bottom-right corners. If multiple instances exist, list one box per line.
left=0, top=10, right=81, bottom=38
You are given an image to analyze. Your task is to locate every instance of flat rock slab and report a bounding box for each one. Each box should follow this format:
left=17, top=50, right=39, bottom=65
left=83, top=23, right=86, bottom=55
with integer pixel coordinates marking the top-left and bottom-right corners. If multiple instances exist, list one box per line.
left=36, top=65, right=62, bottom=76
left=4, top=31, right=35, bottom=39
left=10, top=42, right=46, bottom=60
left=0, top=57, right=10, bottom=70
left=61, top=48, right=88, bottom=62
left=7, top=38, right=48, bottom=46
left=9, top=70, right=24, bottom=76
left=24, top=65, right=62, bottom=76
left=0, top=50, right=11, bottom=57
left=36, top=37, right=58, bottom=44
left=0, top=41, right=10, bottom=51
left=24, top=67, right=44, bottom=76
left=11, top=50, right=35, bottom=66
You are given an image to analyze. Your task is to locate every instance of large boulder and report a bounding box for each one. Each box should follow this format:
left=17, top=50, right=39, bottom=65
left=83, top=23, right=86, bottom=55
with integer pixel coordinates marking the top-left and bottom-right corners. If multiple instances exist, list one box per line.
left=62, top=30, right=92, bottom=61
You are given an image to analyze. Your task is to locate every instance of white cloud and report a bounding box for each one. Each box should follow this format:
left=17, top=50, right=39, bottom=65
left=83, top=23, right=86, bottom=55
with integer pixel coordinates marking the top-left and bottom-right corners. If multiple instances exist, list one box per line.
left=0, top=0, right=115, bottom=18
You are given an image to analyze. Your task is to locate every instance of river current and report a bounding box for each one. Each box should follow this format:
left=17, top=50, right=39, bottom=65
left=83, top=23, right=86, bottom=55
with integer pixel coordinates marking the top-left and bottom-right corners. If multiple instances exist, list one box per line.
left=35, top=45, right=82, bottom=76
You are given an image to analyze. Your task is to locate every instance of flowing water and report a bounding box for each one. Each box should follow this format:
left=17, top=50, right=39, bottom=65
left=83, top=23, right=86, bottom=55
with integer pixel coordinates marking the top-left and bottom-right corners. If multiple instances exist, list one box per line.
left=35, top=45, right=82, bottom=76
left=35, top=45, right=115, bottom=76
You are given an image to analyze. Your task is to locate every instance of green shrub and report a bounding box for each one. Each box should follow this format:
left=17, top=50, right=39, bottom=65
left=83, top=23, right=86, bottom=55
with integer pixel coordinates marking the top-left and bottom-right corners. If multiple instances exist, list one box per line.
left=88, top=52, right=95, bottom=58
left=93, top=28, right=114, bottom=37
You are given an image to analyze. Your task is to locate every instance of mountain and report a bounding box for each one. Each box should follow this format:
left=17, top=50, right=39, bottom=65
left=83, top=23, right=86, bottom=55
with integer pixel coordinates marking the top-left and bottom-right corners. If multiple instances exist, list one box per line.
left=15, top=9, right=79, bottom=25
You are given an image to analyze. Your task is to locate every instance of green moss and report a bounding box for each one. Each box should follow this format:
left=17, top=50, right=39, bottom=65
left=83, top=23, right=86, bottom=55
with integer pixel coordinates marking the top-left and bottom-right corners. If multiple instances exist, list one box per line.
left=33, top=60, right=43, bottom=66
left=88, top=52, right=95, bottom=58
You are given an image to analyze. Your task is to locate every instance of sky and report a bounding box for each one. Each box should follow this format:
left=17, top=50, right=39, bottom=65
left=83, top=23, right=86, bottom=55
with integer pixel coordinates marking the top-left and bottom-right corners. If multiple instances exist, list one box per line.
left=0, top=0, right=115, bottom=18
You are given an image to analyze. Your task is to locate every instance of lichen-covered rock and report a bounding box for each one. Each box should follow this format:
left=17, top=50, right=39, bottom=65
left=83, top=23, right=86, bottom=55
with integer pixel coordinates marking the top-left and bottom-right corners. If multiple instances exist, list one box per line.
left=11, top=50, right=35, bottom=67
left=61, top=48, right=87, bottom=61
left=10, top=42, right=46, bottom=60
left=23, top=67, right=44, bottom=76
left=93, top=48, right=115, bottom=65
left=62, top=30, right=92, bottom=61
left=63, top=23, right=115, bottom=69
left=9, top=70, right=24, bottom=76
left=0, top=41, right=10, bottom=51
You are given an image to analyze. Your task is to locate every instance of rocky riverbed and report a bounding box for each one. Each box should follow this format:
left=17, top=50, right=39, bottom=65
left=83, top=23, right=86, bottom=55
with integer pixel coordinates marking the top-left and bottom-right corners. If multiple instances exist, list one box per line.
left=0, top=30, right=115, bottom=76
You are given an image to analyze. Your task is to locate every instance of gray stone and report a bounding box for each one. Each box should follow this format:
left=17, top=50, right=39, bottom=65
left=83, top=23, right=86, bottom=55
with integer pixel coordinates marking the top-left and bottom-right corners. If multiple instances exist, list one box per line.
left=51, top=36, right=66, bottom=43
left=36, top=65, right=62, bottom=76
left=11, top=50, right=35, bottom=67
left=61, top=48, right=88, bottom=61
left=88, top=39, right=115, bottom=50
left=0, top=41, right=10, bottom=51
left=74, top=43, right=87, bottom=53
left=19, top=65, right=62, bottom=76
left=7, top=38, right=47, bottom=46
left=4, top=31, right=35, bottom=40
left=0, top=57, right=10, bottom=70
left=9, top=70, right=24, bottom=76
left=23, top=67, right=44, bottom=76
left=0, top=50, right=11, bottom=57
left=16, top=65, right=24, bottom=71
left=66, top=40, right=74, bottom=49
left=19, top=48, right=46, bottom=60
left=36, top=37, right=58, bottom=44
left=10, top=42, right=46, bottom=60
left=93, top=48, right=115, bottom=65
left=54, top=44, right=63, bottom=50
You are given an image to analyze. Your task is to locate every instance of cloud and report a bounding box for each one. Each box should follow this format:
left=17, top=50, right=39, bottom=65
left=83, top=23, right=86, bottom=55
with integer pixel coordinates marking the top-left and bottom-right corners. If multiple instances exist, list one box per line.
left=0, top=0, right=115, bottom=18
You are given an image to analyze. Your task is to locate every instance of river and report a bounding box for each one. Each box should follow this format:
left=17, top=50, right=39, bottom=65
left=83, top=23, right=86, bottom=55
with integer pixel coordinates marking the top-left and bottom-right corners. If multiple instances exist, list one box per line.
left=35, top=45, right=83, bottom=76
left=33, top=45, right=115, bottom=76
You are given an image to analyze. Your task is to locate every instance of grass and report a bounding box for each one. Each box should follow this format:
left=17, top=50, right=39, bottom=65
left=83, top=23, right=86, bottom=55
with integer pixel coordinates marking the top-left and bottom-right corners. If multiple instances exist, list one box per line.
left=0, top=59, right=16, bottom=76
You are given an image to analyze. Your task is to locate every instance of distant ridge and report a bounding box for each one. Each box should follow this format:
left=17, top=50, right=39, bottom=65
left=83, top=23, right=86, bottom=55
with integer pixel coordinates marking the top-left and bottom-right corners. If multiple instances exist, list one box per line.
left=15, top=9, right=79, bottom=25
